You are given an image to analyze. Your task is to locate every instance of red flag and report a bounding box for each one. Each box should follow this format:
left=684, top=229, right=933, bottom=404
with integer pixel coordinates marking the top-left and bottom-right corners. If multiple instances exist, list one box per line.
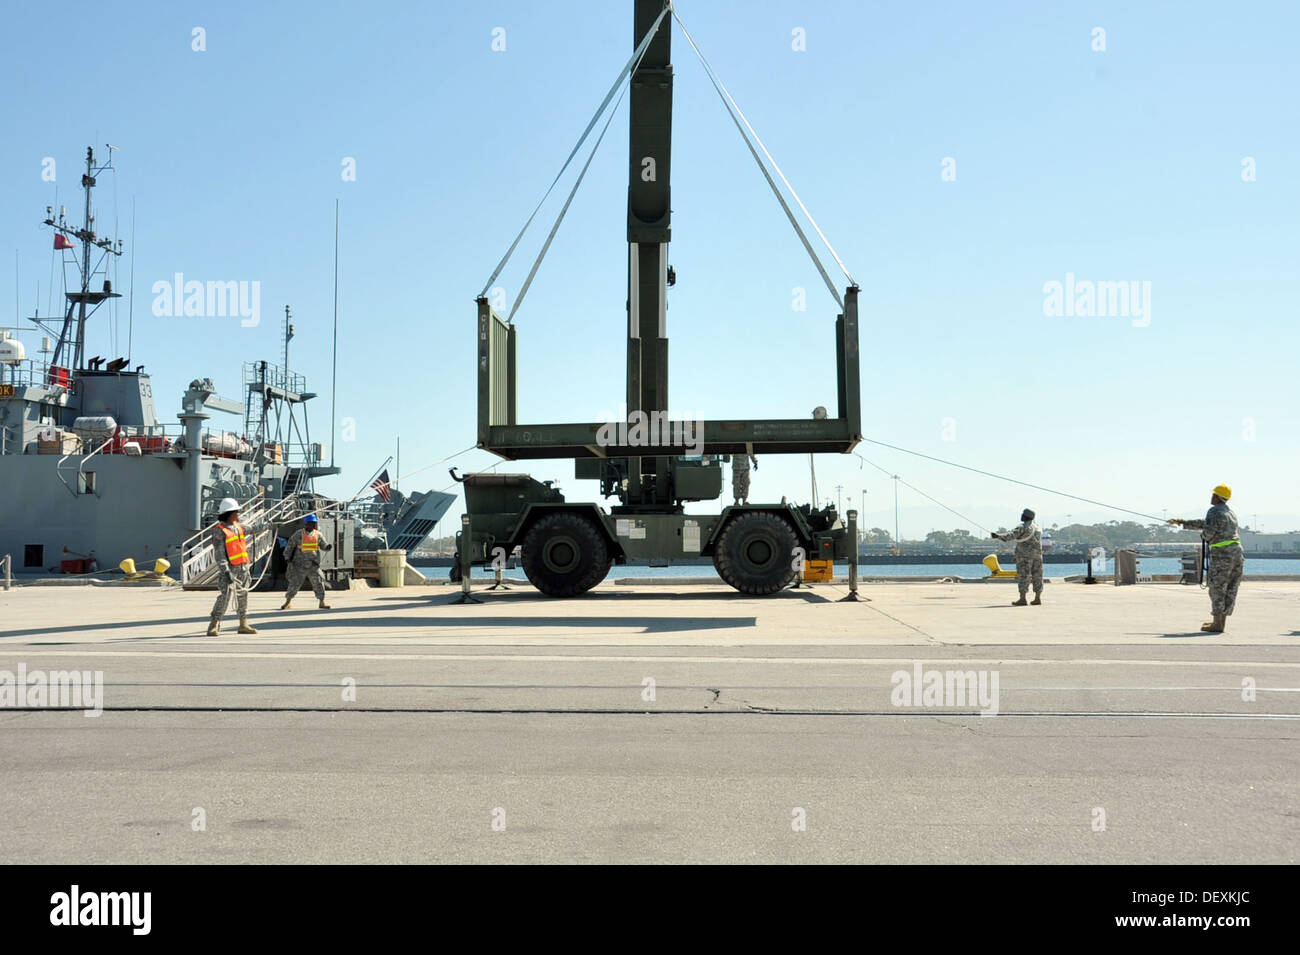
left=53, top=234, right=76, bottom=251
left=371, top=469, right=392, bottom=503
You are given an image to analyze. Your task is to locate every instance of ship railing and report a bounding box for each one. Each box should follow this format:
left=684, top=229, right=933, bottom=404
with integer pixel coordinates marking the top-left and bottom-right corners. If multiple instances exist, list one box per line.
left=241, top=438, right=321, bottom=469
left=243, top=361, right=306, bottom=396
left=177, top=427, right=259, bottom=461
left=0, top=358, right=79, bottom=395
left=179, top=493, right=308, bottom=589
left=54, top=432, right=118, bottom=498
left=20, top=422, right=259, bottom=459
left=93, top=422, right=184, bottom=456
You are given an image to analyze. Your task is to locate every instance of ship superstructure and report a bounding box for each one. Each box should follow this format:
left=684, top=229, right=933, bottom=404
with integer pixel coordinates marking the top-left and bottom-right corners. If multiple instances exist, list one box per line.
left=0, top=146, right=449, bottom=577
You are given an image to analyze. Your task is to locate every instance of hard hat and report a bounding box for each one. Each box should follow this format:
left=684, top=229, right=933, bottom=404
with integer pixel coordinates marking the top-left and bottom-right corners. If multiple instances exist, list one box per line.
left=217, top=497, right=241, bottom=514
left=304, top=513, right=318, bottom=523
left=1212, top=484, right=1231, bottom=501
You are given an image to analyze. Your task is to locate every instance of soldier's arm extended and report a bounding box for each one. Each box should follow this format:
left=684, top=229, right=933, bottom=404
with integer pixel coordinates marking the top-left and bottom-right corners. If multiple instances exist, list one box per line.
left=1176, top=508, right=1213, bottom=532
left=1006, top=523, right=1034, bottom=542
left=1198, top=508, right=1229, bottom=542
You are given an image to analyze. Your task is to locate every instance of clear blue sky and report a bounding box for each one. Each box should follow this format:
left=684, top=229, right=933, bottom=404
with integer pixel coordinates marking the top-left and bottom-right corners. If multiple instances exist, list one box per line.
left=2, top=0, right=1296, bottom=537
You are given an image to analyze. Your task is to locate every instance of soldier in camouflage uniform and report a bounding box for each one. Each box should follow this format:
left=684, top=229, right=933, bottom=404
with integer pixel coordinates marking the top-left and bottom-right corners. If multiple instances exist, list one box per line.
left=1170, top=484, right=1242, bottom=633
left=207, top=497, right=258, bottom=636
left=280, top=513, right=332, bottom=610
left=732, top=451, right=757, bottom=505
left=992, top=508, right=1043, bottom=606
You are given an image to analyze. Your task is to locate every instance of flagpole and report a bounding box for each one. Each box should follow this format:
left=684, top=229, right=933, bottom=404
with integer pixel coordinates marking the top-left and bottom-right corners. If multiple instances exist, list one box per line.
left=330, top=199, right=339, bottom=469
left=350, top=456, right=393, bottom=502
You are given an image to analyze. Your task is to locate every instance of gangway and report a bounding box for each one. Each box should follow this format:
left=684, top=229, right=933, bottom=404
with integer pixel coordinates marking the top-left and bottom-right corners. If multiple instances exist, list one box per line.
left=180, top=493, right=308, bottom=588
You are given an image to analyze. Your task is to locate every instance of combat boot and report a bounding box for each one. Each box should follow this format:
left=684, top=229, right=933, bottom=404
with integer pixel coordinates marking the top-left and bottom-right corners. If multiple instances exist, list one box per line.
left=280, top=598, right=293, bottom=610
left=238, top=616, right=259, bottom=635
left=1204, top=613, right=1226, bottom=633
left=1030, top=594, right=1042, bottom=605
left=318, top=599, right=331, bottom=609
left=1011, top=596, right=1028, bottom=607
left=206, top=615, right=220, bottom=636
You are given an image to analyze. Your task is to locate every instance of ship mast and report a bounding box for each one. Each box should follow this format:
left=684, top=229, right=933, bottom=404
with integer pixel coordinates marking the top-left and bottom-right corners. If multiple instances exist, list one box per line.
left=44, top=146, right=123, bottom=372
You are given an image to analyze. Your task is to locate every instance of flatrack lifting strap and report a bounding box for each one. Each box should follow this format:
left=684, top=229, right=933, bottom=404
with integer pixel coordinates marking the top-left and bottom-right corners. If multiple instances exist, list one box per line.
left=672, top=8, right=857, bottom=309
left=509, top=82, right=630, bottom=323
left=478, top=2, right=672, bottom=302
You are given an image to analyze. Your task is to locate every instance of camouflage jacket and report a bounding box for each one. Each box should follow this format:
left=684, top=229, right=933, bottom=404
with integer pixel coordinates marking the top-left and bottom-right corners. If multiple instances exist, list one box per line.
left=1182, top=504, right=1239, bottom=548
left=996, top=520, right=1042, bottom=561
left=211, top=521, right=250, bottom=568
left=284, top=528, right=331, bottom=564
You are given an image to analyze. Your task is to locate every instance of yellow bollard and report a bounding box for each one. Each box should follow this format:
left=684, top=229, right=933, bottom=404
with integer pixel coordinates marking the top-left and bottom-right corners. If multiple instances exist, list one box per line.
left=119, top=558, right=137, bottom=576
left=153, top=558, right=171, bottom=575
left=983, top=554, right=1017, bottom=578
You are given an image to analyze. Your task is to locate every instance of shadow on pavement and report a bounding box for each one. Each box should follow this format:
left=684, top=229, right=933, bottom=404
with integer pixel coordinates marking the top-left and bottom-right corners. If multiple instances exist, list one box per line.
left=431, top=589, right=831, bottom=605
left=187, top=614, right=756, bottom=636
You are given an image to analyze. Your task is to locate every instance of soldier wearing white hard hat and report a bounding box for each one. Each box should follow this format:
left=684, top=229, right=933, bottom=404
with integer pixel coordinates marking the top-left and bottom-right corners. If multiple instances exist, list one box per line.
left=206, top=497, right=258, bottom=636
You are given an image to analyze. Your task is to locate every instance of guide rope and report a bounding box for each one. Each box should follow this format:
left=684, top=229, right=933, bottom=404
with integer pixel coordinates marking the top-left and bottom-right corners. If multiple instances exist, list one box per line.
left=477, top=2, right=671, bottom=302
left=855, top=451, right=992, bottom=534
left=343, top=444, right=480, bottom=504
left=672, top=7, right=857, bottom=307
left=508, top=81, right=630, bottom=322
left=855, top=437, right=1169, bottom=525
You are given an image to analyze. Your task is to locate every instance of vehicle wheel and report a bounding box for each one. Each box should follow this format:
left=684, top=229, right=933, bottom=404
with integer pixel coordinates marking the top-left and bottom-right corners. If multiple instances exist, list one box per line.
left=448, top=562, right=462, bottom=583
left=521, top=512, right=611, bottom=597
left=713, top=511, right=799, bottom=595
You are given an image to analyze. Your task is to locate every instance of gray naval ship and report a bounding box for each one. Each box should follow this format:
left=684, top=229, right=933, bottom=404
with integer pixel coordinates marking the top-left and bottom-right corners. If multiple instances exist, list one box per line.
left=0, top=146, right=452, bottom=583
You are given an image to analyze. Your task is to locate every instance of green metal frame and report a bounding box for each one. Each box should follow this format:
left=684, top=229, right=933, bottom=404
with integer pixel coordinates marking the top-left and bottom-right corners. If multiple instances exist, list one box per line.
left=476, top=288, right=861, bottom=461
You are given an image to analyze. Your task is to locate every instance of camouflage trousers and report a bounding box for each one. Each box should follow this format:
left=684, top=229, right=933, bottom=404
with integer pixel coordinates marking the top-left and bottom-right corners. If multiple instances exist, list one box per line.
left=1016, top=556, right=1044, bottom=596
left=285, top=558, right=325, bottom=601
left=1208, top=547, right=1244, bottom=616
left=212, top=565, right=252, bottom=617
left=732, top=468, right=750, bottom=504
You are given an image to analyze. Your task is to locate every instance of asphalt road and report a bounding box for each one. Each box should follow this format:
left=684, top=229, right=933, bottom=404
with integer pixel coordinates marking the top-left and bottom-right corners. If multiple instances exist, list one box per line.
left=1, top=581, right=1297, bottom=863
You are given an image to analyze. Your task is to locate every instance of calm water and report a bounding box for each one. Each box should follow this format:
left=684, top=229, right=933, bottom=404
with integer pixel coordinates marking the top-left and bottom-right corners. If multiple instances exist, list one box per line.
left=485, top=558, right=1300, bottom=579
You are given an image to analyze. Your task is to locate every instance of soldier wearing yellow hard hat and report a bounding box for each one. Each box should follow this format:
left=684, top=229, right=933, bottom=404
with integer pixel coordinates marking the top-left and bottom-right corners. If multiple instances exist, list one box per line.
left=1169, top=484, right=1243, bottom=633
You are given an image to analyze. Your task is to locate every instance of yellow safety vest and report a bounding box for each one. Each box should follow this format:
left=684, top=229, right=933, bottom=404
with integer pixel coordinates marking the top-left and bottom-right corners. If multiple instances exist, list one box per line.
left=301, top=531, right=319, bottom=554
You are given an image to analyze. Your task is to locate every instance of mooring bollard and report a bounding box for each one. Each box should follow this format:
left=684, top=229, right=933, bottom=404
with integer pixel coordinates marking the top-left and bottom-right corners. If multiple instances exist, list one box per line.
left=840, top=509, right=865, bottom=602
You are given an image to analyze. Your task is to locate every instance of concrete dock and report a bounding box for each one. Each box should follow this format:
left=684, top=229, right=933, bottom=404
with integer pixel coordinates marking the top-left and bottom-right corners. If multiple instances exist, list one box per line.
left=1, top=576, right=1297, bottom=863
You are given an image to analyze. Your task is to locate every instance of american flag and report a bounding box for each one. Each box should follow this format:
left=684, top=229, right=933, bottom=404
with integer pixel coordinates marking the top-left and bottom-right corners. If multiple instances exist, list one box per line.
left=371, top=469, right=392, bottom=503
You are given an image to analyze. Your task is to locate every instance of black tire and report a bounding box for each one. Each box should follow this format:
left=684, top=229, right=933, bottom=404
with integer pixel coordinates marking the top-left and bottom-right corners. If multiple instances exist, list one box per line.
left=713, top=511, right=799, bottom=595
left=520, top=512, right=611, bottom=597
left=448, top=562, right=462, bottom=583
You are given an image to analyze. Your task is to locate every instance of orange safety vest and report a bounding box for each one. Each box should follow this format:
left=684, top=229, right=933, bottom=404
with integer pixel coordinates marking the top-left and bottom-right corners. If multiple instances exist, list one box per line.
left=222, top=522, right=250, bottom=566
left=301, top=530, right=319, bottom=554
